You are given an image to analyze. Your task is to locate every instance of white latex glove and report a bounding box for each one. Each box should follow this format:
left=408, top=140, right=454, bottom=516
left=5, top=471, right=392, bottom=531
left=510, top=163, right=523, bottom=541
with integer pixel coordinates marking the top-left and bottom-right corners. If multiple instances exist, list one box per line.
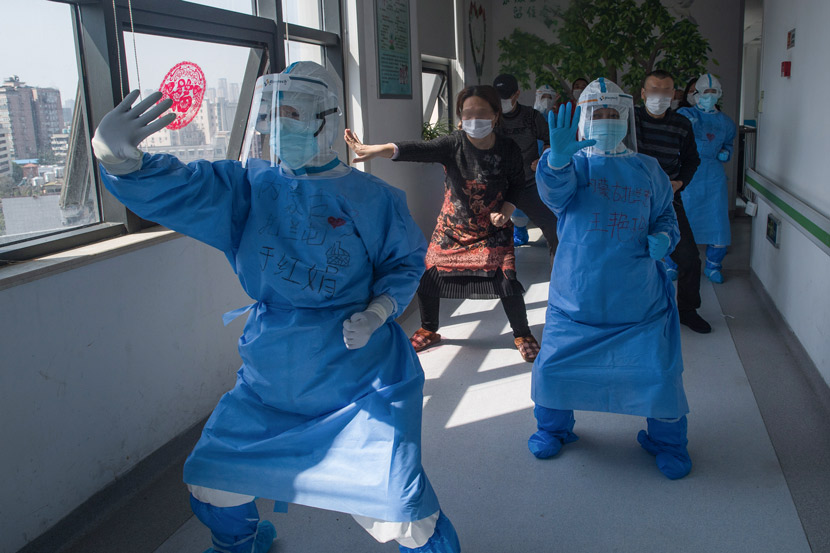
left=91, top=90, right=176, bottom=175
left=342, top=294, right=396, bottom=350
left=342, top=311, right=384, bottom=350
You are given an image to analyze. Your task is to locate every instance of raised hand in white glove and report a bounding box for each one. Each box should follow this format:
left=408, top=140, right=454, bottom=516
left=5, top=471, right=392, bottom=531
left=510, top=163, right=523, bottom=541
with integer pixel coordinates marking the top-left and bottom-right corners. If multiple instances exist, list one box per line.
left=342, top=294, right=396, bottom=350
left=91, top=90, right=176, bottom=175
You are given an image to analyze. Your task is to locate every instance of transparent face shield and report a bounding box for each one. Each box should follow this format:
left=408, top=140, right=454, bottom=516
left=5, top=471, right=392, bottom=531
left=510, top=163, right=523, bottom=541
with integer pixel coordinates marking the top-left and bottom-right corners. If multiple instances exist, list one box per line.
left=534, top=88, right=557, bottom=113
left=241, top=72, right=341, bottom=170
left=577, top=92, right=637, bottom=157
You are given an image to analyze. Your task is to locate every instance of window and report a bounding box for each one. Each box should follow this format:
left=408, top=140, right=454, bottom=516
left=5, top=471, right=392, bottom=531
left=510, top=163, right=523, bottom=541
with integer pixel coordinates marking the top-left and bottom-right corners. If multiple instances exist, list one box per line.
left=281, top=0, right=321, bottom=30
left=0, top=1, right=98, bottom=248
left=421, top=61, right=452, bottom=137
left=183, top=0, right=255, bottom=15
left=124, top=33, right=255, bottom=163
left=1, top=0, right=343, bottom=262
left=286, top=40, right=324, bottom=66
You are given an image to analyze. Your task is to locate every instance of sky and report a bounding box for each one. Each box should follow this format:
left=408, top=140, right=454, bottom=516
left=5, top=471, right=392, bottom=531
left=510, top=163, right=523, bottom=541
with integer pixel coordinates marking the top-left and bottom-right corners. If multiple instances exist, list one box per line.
left=0, top=1, right=275, bottom=106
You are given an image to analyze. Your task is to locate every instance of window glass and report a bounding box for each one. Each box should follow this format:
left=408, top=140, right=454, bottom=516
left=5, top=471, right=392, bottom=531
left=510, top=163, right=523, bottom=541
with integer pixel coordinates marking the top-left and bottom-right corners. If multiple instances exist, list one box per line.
left=0, top=0, right=98, bottom=247
left=181, top=0, right=254, bottom=15
left=124, top=32, right=257, bottom=164
left=421, top=68, right=451, bottom=135
left=285, top=40, right=324, bottom=66
left=282, top=0, right=321, bottom=29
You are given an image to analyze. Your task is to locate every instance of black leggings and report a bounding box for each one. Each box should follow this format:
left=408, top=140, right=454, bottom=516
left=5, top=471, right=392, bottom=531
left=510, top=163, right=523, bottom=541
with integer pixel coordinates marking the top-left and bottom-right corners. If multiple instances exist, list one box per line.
left=417, top=292, right=531, bottom=338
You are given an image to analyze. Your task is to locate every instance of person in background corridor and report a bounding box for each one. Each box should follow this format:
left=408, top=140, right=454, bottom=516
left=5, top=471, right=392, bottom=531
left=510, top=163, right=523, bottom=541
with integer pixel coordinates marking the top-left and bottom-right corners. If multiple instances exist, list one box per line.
left=635, top=69, right=710, bottom=333
left=492, top=74, right=559, bottom=263
left=677, top=73, right=737, bottom=284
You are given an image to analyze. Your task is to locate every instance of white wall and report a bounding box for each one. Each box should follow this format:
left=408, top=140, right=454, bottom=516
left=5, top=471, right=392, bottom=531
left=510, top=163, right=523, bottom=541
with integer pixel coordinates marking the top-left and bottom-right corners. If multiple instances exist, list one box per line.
left=755, top=0, right=830, bottom=217
left=418, top=0, right=455, bottom=59
left=749, top=200, right=830, bottom=380
left=0, top=236, right=249, bottom=553
left=749, top=0, right=830, bottom=380
left=344, top=0, right=445, bottom=239
left=741, top=43, right=762, bottom=124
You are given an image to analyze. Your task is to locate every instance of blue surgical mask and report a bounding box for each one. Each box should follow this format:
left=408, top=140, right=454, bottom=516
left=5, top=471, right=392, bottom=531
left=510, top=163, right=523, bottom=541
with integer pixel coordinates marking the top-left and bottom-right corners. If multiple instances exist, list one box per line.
left=588, top=119, right=628, bottom=152
left=696, top=93, right=719, bottom=112
left=276, top=117, right=318, bottom=169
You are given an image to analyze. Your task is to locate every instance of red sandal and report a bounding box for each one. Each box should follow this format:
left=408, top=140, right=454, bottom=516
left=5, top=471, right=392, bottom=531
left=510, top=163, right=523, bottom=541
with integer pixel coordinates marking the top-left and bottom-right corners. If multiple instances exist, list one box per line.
left=410, top=328, right=442, bottom=352
left=514, top=335, right=540, bottom=362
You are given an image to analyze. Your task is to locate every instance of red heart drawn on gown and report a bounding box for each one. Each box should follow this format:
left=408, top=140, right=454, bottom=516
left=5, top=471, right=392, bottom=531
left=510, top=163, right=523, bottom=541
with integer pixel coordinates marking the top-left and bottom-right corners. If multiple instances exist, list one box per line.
left=328, top=217, right=346, bottom=228
left=706, top=133, right=716, bottom=141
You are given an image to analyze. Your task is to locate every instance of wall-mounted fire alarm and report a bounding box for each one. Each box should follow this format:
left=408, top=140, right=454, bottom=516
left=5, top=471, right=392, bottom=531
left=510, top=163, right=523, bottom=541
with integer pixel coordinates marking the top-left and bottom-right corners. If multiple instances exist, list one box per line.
left=781, top=61, right=792, bottom=77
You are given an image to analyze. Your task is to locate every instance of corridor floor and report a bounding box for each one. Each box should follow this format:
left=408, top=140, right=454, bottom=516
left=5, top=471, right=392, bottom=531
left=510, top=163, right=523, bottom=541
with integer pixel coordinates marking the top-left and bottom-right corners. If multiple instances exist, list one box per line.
left=52, top=218, right=828, bottom=553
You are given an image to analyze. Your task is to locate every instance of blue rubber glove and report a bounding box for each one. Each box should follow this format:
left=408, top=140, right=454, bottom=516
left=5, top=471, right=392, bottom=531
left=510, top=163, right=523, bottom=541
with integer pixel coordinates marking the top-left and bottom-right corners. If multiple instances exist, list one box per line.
left=546, top=103, right=596, bottom=168
left=717, top=149, right=729, bottom=162
left=648, top=232, right=671, bottom=260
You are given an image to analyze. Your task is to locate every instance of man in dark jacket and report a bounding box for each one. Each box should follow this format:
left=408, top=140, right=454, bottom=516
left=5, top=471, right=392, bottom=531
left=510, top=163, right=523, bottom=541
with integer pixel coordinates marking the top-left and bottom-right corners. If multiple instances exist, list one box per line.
left=635, top=69, right=710, bottom=333
left=494, top=73, right=559, bottom=264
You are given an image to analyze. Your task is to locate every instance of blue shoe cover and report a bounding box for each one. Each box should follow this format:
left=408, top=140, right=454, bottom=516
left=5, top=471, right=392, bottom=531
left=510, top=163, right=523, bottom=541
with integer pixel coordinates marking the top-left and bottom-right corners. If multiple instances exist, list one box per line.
left=704, top=267, right=724, bottom=284
left=399, top=511, right=460, bottom=553
left=637, top=417, right=692, bottom=480
left=528, top=406, right=579, bottom=459
left=252, top=521, right=276, bottom=553
left=513, top=226, right=529, bottom=246
left=667, top=268, right=678, bottom=281
left=528, top=429, right=579, bottom=458
left=202, top=521, right=276, bottom=553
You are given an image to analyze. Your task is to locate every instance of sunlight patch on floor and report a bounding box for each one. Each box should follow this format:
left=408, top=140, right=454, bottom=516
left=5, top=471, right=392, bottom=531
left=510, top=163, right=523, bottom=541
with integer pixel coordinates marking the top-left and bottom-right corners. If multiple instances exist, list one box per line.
left=445, top=372, right=533, bottom=429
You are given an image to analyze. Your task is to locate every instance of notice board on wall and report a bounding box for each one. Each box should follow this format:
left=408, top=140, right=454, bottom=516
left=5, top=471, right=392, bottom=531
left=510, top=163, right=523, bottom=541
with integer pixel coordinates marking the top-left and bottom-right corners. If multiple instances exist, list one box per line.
left=375, top=0, right=412, bottom=98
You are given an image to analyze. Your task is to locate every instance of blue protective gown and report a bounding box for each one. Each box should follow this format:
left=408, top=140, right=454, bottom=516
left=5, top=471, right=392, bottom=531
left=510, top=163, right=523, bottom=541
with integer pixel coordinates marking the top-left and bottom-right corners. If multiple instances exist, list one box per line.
left=102, top=154, right=439, bottom=523
left=677, top=106, right=736, bottom=246
left=532, top=150, right=689, bottom=419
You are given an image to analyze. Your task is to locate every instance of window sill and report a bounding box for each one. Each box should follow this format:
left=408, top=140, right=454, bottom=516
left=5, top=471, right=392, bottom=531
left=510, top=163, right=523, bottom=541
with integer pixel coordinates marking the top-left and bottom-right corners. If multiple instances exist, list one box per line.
left=0, top=227, right=181, bottom=292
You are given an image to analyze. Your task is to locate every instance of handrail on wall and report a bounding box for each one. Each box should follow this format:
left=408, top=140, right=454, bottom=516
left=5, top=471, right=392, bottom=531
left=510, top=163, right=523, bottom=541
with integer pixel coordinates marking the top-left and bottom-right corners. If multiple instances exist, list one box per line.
left=745, top=169, right=830, bottom=257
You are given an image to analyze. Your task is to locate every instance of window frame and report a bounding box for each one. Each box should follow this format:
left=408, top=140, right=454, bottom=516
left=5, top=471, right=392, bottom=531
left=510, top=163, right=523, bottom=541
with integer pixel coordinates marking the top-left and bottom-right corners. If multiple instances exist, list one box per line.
left=2, top=0, right=344, bottom=263
left=421, top=58, right=453, bottom=130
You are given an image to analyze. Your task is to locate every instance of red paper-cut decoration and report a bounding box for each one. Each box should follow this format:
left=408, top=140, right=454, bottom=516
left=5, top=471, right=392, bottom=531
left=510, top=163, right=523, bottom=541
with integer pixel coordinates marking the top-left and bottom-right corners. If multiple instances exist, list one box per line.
left=158, top=61, right=206, bottom=130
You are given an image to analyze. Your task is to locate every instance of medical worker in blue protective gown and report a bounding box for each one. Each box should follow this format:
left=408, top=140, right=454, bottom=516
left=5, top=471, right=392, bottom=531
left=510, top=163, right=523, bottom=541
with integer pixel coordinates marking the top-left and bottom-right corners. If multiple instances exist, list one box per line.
left=91, top=61, right=460, bottom=553
left=530, top=78, right=692, bottom=480
left=677, top=73, right=736, bottom=284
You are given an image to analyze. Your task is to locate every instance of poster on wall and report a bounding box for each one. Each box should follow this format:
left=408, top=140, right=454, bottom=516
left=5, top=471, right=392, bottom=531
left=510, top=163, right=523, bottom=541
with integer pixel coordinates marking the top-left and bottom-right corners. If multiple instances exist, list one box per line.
left=375, top=0, right=412, bottom=99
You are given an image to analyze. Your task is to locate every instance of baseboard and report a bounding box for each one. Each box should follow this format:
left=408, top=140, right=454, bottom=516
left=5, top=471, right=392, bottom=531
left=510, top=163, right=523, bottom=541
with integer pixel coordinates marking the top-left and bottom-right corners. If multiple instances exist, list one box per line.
left=16, top=418, right=207, bottom=553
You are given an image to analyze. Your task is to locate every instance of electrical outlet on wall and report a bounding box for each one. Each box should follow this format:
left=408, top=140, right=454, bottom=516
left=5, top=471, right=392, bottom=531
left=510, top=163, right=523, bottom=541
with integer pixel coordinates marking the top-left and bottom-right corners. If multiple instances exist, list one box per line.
left=766, top=213, right=781, bottom=247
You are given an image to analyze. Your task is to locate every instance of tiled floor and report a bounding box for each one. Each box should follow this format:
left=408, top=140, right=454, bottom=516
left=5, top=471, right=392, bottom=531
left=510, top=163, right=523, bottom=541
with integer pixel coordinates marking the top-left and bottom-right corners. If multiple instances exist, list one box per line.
left=38, top=222, right=828, bottom=553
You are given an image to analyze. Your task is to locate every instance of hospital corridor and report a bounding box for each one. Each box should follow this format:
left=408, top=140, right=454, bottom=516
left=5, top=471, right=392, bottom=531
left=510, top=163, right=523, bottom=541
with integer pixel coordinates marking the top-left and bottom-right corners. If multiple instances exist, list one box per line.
left=1, top=1, right=829, bottom=553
